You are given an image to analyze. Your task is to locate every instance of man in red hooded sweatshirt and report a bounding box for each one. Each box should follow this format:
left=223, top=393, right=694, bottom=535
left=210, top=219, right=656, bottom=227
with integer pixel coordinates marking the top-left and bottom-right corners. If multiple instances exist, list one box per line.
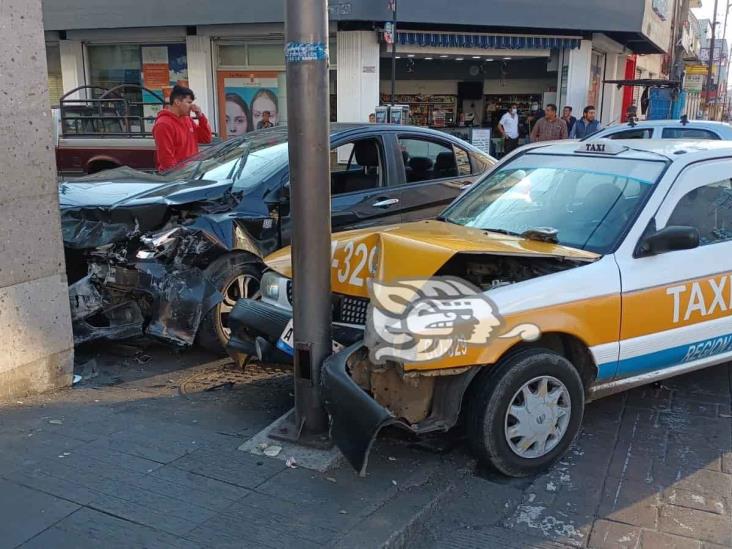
left=153, top=85, right=213, bottom=172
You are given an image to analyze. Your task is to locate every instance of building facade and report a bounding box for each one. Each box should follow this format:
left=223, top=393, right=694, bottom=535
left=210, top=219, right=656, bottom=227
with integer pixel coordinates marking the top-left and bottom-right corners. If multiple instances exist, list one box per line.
left=43, top=0, right=673, bottom=140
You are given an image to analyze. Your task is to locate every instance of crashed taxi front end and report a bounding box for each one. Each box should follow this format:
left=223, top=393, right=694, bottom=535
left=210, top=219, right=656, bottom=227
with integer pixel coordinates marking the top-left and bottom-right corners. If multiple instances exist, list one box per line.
left=256, top=221, right=602, bottom=474
left=240, top=142, right=669, bottom=474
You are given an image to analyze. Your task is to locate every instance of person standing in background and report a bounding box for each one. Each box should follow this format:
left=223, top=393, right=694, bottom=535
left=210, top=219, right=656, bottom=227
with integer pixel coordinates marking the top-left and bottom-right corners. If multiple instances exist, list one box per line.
left=570, top=106, right=603, bottom=139
left=153, top=85, right=212, bottom=172
left=498, top=103, right=520, bottom=155
left=530, top=104, right=568, bottom=142
left=256, top=110, right=274, bottom=130
left=251, top=89, right=279, bottom=129
left=562, top=106, right=577, bottom=136
left=369, top=113, right=376, bottom=123
left=527, top=101, right=545, bottom=133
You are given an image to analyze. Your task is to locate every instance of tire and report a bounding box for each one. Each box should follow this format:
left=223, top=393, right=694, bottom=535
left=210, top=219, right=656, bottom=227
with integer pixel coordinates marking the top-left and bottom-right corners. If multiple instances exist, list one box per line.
left=466, top=348, right=585, bottom=477
left=197, top=253, right=263, bottom=355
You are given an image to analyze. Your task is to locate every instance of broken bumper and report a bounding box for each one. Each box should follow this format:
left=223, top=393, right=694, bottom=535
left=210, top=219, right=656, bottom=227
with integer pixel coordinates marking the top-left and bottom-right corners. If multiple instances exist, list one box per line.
left=68, top=261, right=221, bottom=347
left=226, top=298, right=366, bottom=364
left=321, top=344, right=411, bottom=476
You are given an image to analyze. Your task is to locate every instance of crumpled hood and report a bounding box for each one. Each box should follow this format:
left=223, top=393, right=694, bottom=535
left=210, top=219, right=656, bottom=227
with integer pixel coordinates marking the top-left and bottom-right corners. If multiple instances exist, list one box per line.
left=59, top=171, right=239, bottom=249
left=265, top=220, right=599, bottom=298
left=59, top=172, right=235, bottom=210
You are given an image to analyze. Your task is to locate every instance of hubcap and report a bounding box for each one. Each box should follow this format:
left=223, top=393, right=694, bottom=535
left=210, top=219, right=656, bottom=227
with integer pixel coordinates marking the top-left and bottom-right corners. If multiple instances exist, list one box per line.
left=504, top=376, right=571, bottom=459
left=217, top=274, right=260, bottom=338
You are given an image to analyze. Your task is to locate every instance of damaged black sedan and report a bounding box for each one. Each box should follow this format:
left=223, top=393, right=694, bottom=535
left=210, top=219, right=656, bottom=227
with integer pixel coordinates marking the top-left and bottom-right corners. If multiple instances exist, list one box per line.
left=61, top=124, right=495, bottom=352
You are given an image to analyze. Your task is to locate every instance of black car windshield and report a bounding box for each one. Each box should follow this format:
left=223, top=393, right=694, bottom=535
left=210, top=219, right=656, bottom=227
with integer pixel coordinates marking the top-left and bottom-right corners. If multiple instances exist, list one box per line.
left=161, top=128, right=290, bottom=189
left=441, top=153, right=667, bottom=254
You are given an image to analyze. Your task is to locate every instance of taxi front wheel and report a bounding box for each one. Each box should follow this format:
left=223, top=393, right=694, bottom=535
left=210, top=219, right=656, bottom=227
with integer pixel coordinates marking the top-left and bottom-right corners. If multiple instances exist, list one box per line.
left=466, top=349, right=585, bottom=478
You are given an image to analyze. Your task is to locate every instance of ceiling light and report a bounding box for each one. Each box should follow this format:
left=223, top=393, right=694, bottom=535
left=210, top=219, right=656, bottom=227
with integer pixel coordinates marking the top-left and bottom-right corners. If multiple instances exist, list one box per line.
left=425, top=57, right=433, bottom=60
left=440, top=55, right=449, bottom=58
left=407, top=54, right=415, bottom=58
left=472, top=56, right=481, bottom=59
left=455, top=57, right=464, bottom=61
left=395, top=56, right=401, bottom=59
left=503, top=57, right=511, bottom=60
left=485, top=58, right=494, bottom=61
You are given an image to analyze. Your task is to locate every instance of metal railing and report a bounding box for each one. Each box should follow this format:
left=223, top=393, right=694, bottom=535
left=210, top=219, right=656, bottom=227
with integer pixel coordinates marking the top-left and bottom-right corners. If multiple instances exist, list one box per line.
left=59, top=84, right=165, bottom=138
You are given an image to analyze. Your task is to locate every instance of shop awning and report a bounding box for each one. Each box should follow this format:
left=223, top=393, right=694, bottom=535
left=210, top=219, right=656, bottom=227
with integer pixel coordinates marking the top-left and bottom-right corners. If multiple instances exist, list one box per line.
left=388, top=31, right=582, bottom=50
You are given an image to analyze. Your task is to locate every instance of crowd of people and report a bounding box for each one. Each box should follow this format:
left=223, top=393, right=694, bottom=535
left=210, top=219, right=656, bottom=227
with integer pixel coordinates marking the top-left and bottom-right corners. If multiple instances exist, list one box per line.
left=498, top=103, right=603, bottom=153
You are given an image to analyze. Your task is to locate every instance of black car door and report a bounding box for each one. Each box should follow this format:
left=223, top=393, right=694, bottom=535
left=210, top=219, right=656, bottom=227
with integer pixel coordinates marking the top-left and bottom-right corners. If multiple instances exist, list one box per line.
left=328, top=135, right=405, bottom=230
left=279, top=134, right=404, bottom=246
left=387, top=133, right=483, bottom=222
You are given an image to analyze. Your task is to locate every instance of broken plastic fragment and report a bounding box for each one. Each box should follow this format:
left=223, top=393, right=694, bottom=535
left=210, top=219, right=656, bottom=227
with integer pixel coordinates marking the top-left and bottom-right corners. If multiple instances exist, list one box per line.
left=72, top=375, right=82, bottom=385
left=263, top=445, right=283, bottom=457
left=285, top=457, right=297, bottom=469
left=48, top=419, right=63, bottom=425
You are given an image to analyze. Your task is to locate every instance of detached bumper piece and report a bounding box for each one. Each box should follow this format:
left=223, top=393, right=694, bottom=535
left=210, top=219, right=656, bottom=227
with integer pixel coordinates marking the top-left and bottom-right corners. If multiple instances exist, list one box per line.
left=227, top=299, right=293, bottom=364
left=321, top=344, right=411, bottom=476
left=226, top=298, right=366, bottom=364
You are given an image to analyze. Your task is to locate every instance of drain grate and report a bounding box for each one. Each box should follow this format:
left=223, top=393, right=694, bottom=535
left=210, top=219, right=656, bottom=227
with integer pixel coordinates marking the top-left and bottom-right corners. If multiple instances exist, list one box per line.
left=179, top=359, right=291, bottom=396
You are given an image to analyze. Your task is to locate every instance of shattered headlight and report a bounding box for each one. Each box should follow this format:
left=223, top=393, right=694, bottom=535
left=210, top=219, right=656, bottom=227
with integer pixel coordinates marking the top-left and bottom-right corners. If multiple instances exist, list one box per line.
left=136, top=228, right=180, bottom=259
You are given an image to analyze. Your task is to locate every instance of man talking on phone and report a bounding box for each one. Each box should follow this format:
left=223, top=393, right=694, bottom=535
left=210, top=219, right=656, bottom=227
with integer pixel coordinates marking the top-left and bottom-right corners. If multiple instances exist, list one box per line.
left=153, top=85, right=213, bottom=172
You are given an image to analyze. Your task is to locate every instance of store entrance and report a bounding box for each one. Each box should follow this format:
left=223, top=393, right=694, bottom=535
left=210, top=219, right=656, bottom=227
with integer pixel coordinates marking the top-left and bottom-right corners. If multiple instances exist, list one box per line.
left=379, top=53, right=557, bottom=157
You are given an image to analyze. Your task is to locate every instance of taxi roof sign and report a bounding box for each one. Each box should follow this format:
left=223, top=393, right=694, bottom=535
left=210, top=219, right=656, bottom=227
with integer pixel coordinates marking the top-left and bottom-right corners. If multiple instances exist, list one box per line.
left=575, top=140, right=628, bottom=155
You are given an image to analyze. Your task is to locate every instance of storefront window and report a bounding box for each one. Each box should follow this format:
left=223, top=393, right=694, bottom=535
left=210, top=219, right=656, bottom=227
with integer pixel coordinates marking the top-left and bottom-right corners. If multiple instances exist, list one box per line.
left=219, top=45, right=247, bottom=67
left=248, top=44, right=285, bottom=66
left=87, top=43, right=188, bottom=131
left=46, top=43, right=62, bottom=106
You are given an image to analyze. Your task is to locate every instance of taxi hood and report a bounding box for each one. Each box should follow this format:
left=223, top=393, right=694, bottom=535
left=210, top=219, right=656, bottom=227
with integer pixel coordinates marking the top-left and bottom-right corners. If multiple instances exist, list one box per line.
left=265, top=220, right=599, bottom=297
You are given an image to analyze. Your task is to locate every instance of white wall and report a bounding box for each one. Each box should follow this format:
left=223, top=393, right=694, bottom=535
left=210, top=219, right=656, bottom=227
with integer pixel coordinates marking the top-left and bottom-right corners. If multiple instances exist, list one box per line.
left=337, top=31, right=380, bottom=123
left=564, top=39, right=592, bottom=116
left=59, top=40, right=86, bottom=98
left=186, top=35, right=216, bottom=131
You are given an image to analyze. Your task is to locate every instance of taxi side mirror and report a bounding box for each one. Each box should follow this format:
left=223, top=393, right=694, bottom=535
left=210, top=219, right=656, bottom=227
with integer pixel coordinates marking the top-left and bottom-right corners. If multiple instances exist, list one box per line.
left=636, top=225, right=700, bottom=257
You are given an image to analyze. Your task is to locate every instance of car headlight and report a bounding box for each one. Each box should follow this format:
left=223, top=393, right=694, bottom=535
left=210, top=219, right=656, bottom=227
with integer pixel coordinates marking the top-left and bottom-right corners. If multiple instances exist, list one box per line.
left=260, top=271, right=281, bottom=301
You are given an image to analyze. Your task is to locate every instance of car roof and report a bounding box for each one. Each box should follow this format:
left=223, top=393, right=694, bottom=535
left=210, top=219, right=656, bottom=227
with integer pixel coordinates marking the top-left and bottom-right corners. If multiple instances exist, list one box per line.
left=523, top=138, right=732, bottom=162
left=602, top=119, right=730, bottom=129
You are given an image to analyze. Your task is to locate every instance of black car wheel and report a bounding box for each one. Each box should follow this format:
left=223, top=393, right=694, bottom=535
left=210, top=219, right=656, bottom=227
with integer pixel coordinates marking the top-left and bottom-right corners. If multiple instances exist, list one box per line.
left=465, top=348, right=585, bottom=477
left=197, top=253, right=263, bottom=354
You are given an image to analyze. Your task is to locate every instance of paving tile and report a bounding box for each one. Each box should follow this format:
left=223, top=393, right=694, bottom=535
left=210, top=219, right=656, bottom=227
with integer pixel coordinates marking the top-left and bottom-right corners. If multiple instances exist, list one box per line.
left=170, top=446, right=284, bottom=489
left=428, top=525, right=577, bottom=549
left=87, top=489, right=216, bottom=537
left=640, top=530, right=703, bottom=549
left=21, top=507, right=198, bottom=549
left=667, top=469, right=732, bottom=501
left=660, top=504, right=732, bottom=546
left=587, top=519, right=641, bottom=548
left=504, top=502, right=592, bottom=547
left=664, top=488, right=728, bottom=515
left=0, top=478, right=80, bottom=547
left=597, top=476, right=659, bottom=528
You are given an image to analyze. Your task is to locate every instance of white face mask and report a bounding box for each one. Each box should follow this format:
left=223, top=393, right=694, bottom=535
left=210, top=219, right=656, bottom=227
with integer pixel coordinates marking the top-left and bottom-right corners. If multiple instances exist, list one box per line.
left=511, top=108, right=517, bottom=115
left=531, top=104, right=539, bottom=111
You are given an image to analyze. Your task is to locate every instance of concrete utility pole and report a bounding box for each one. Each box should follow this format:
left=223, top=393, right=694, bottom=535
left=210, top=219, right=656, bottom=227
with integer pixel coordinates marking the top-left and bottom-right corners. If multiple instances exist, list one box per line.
left=706, top=0, right=720, bottom=117
left=282, top=0, right=332, bottom=439
left=716, top=3, right=732, bottom=118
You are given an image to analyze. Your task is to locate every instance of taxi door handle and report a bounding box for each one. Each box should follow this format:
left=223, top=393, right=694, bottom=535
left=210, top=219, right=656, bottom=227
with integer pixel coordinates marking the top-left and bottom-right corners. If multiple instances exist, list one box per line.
left=372, top=198, right=400, bottom=208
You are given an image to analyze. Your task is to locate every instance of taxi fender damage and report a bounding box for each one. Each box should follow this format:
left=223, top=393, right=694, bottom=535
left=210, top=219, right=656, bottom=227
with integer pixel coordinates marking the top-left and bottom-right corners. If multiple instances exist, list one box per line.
left=322, top=345, right=478, bottom=475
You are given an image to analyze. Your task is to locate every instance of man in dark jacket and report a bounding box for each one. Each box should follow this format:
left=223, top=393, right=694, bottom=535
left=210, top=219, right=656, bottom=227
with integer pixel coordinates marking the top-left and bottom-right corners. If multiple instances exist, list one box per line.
left=570, top=105, right=603, bottom=139
left=153, top=85, right=213, bottom=172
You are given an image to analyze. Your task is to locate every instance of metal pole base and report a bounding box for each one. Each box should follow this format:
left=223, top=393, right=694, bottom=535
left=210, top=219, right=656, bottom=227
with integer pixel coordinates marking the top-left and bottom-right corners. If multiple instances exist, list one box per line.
left=268, top=409, right=334, bottom=450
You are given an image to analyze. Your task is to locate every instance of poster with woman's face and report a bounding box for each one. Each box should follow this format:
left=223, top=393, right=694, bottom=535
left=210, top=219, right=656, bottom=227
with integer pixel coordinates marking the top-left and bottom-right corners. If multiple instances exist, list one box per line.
left=218, top=72, right=281, bottom=139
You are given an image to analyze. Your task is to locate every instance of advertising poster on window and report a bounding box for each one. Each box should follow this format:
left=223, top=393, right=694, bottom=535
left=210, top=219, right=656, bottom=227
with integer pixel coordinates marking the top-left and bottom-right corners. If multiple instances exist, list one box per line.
left=141, top=44, right=188, bottom=131
left=217, top=71, right=281, bottom=139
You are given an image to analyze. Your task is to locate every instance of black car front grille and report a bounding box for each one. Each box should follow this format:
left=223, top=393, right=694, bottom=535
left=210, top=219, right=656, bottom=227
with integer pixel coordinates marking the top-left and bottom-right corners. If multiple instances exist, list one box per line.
left=286, top=280, right=369, bottom=326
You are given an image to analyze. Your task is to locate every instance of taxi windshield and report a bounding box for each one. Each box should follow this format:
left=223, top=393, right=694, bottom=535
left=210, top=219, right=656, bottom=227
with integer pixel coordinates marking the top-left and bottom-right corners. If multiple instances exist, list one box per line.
left=441, top=153, right=667, bottom=254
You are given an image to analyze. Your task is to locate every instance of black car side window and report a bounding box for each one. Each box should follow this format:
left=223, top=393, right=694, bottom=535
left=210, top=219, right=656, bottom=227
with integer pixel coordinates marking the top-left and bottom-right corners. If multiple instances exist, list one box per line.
left=330, top=138, right=383, bottom=195
left=397, top=138, right=458, bottom=184
left=667, top=179, right=732, bottom=245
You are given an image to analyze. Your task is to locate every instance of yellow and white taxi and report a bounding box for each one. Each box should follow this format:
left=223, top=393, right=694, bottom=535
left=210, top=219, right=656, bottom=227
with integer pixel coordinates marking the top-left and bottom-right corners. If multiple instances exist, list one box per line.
left=228, top=139, right=732, bottom=477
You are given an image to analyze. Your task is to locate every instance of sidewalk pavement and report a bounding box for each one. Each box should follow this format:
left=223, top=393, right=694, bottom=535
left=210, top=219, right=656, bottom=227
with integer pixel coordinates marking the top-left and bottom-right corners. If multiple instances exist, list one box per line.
left=0, top=341, right=731, bottom=548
